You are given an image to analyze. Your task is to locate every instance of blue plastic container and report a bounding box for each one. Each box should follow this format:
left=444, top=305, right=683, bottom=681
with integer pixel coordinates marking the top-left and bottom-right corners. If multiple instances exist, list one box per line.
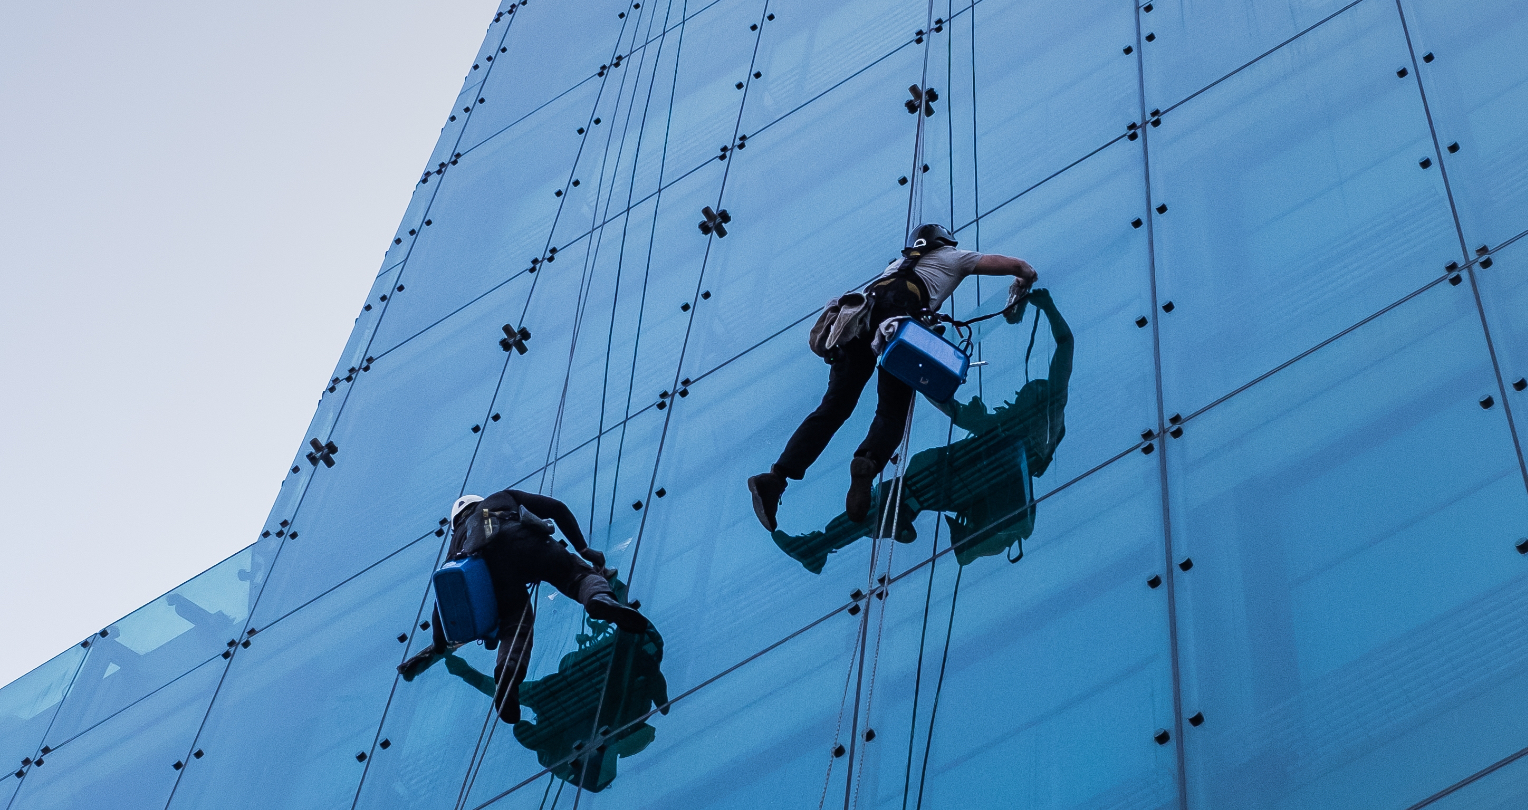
left=879, top=319, right=970, bottom=403
left=433, top=556, right=499, bottom=644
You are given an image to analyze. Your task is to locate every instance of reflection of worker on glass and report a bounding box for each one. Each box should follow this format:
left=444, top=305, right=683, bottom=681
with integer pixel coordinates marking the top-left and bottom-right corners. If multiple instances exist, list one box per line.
left=409, top=577, right=669, bottom=793
left=398, top=490, right=649, bottom=725
left=772, top=289, right=1072, bottom=572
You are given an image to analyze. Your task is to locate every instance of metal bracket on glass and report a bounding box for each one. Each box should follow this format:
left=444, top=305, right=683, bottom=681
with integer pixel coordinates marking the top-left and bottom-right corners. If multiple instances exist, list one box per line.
left=306, top=438, right=339, bottom=468
left=698, top=206, right=730, bottom=237
left=500, top=324, right=531, bottom=354
left=905, top=85, right=938, bottom=116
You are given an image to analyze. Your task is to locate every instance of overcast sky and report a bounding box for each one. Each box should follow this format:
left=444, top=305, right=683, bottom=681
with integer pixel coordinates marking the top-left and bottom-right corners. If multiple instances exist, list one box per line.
left=0, top=0, right=498, bottom=688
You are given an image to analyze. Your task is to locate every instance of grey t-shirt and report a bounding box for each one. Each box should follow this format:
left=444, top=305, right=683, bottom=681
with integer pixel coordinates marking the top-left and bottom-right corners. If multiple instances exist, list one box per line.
left=877, top=245, right=983, bottom=311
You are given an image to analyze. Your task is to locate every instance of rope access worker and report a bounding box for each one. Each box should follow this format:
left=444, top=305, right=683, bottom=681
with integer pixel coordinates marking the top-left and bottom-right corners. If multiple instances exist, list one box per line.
left=772, top=288, right=1073, bottom=572
left=747, top=223, right=1038, bottom=530
left=398, top=489, right=649, bottom=724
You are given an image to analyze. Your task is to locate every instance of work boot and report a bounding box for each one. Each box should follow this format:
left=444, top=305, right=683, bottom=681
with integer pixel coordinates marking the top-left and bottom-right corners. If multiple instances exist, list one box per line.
left=585, top=593, right=650, bottom=634
left=845, top=456, right=878, bottom=523
left=747, top=470, right=787, bottom=531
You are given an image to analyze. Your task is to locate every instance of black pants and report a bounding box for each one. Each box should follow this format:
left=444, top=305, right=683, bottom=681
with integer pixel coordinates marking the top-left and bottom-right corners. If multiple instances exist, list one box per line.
left=431, top=537, right=612, bottom=723
left=775, top=334, right=914, bottom=480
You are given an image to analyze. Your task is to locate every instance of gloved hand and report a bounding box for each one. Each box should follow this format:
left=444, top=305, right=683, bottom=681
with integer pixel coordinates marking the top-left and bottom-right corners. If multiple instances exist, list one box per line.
left=579, top=546, right=607, bottom=569
left=1004, top=280, right=1030, bottom=324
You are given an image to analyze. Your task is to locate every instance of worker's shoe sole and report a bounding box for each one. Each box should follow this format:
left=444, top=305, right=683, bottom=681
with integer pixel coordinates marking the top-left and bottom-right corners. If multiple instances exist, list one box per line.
left=748, top=472, right=786, bottom=531
left=586, top=594, right=650, bottom=634
left=845, top=457, right=878, bottom=523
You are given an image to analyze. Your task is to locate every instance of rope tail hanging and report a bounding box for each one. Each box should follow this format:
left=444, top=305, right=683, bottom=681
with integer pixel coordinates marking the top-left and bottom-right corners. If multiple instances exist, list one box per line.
left=455, top=589, right=538, bottom=810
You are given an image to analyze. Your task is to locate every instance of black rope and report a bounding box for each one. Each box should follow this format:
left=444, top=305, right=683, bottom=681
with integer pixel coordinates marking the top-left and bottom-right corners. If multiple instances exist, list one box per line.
left=912, top=566, right=963, bottom=810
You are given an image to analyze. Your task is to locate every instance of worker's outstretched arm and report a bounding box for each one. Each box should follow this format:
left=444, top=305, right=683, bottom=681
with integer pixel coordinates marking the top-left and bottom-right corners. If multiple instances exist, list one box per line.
left=509, top=490, right=608, bottom=568
left=1028, top=289, right=1073, bottom=391
left=974, top=253, right=1037, bottom=293
left=507, top=491, right=586, bottom=547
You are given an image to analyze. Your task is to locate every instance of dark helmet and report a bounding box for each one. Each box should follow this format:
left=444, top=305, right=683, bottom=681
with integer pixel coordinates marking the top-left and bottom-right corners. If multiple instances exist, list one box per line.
left=904, top=223, right=957, bottom=255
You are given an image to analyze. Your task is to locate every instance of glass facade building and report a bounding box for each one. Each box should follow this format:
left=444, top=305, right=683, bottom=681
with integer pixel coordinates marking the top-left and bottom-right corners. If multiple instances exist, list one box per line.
left=4, top=0, right=1527, bottom=806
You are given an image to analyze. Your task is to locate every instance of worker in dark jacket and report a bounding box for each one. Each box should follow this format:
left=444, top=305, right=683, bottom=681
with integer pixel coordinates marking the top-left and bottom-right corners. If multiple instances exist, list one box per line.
left=398, top=489, right=648, bottom=724
left=748, top=223, right=1037, bottom=530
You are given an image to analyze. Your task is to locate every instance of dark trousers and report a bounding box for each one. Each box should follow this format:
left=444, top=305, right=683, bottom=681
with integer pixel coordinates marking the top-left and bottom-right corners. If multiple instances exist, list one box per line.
left=432, top=537, right=612, bottom=723
left=775, top=335, right=915, bottom=480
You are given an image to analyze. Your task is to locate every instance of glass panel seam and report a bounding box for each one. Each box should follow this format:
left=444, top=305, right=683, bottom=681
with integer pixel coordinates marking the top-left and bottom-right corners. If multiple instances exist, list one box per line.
left=1134, top=0, right=1189, bottom=805
left=2, top=650, right=89, bottom=810
left=1405, top=741, right=1528, bottom=809
left=1158, top=0, right=1371, bottom=118
left=1393, top=0, right=1528, bottom=497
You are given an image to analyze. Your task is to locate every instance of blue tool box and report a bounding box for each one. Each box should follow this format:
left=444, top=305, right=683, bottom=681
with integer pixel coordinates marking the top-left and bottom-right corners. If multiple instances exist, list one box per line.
left=433, top=556, right=499, bottom=644
left=879, top=319, right=971, bottom=403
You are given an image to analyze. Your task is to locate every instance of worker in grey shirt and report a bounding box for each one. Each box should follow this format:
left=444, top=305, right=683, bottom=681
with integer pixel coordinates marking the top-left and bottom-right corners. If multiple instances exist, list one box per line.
left=748, top=223, right=1036, bottom=530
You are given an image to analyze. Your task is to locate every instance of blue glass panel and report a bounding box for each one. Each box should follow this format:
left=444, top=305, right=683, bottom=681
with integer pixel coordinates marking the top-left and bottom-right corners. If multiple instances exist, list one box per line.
left=518, top=610, right=859, bottom=810
left=368, top=83, right=598, bottom=355
left=8, top=659, right=221, bottom=810
left=46, top=548, right=256, bottom=748
left=1148, top=0, right=1459, bottom=418
left=678, top=40, right=918, bottom=380
left=1471, top=241, right=1528, bottom=456
left=1141, top=0, right=1361, bottom=110
left=458, top=1, right=631, bottom=152
left=454, top=230, right=605, bottom=489
left=967, top=0, right=1137, bottom=215
left=598, top=353, right=905, bottom=764
left=322, top=263, right=404, bottom=412
left=740, top=0, right=923, bottom=134
left=867, top=453, right=1176, bottom=809
left=250, top=280, right=520, bottom=625
left=1420, top=751, right=1528, bottom=810
left=0, top=647, right=85, bottom=783
left=1400, top=0, right=1528, bottom=251
left=591, top=161, right=722, bottom=424
left=352, top=636, right=500, bottom=810
left=1167, top=282, right=1528, bottom=809
left=548, top=18, right=686, bottom=251
left=533, top=209, right=664, bottom=457
left=616, top=7, right=689, bottom=205
left=655, top=0, right=764, bottom=179
left=165, top=537, right=439, bottom=810
left=958, top=138, right=1156, bottom=502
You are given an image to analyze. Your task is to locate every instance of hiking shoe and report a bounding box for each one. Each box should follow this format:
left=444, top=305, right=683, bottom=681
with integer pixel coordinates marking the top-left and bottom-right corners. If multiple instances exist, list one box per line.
left=845, top=457, right=878, bottom=523
left=585, top=593, right=650, bottom=634
left=747, top=471, right=787, bottom=531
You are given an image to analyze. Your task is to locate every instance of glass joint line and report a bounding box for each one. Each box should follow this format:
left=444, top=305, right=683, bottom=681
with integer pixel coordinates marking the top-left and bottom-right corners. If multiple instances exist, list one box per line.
left=603, top=0, right=691, bottom=532
left=1158, top=0, right=1371, bottom=119
left=1130, top=0, right=1189, bottom=803
left=581, top=0, right=678, bottom=534
left=453, top=0, right=728, bottom=163
left=26, top=649, right=227, bottom=758
left=1391, top=0, right=1528, bottom=498
left=1178, top=272, right=1456, bottom=427
left=1, top=647, right=90, bottom=810
left=1404, top=740, right=1528, bottom=809
left=617, top=0, right=774, bottom=597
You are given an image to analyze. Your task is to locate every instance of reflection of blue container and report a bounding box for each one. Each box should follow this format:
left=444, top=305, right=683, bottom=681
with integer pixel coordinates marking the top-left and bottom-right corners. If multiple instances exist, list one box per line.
left=880, top=320, right=970, bottom=403
left=433, top=557, right=499, bottom=644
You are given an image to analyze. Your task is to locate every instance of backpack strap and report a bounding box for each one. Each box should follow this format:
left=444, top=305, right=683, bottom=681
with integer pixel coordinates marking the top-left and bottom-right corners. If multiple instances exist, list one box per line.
left=866, top=252, right=931, bottom=314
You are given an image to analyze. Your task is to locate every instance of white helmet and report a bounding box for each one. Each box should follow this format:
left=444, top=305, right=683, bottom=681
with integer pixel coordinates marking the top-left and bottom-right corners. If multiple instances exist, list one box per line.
left=451, top=495, right=484, bottom=523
